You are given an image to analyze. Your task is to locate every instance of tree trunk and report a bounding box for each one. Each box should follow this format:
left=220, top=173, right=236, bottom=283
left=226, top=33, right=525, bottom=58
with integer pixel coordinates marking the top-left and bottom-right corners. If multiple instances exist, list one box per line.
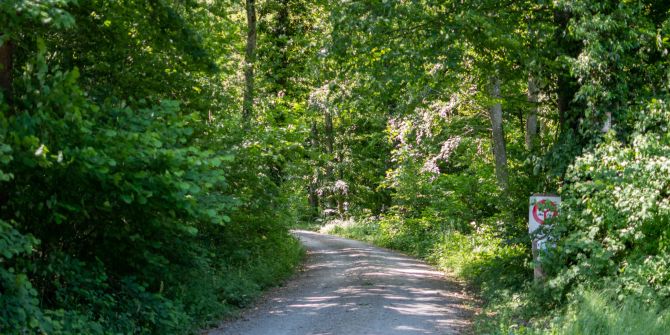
left=307, top=121, right=320, bottom=213
left=242, top=0, right=257, bottom=121
left=488, top=77, right=509, bottom=191
left=526, top=76, right=539, bottom=151
left=337, top=197, right=345, bottom=219
left=275, top=0, right=290, bottom=92
left=0, top=38, right=11, bottom=212
left=0, top=39, right=12, bottom=104
left=553, top=8, right=581, bottom=133
left=324, top=110, right=334, bottom=156
left=308, top=178, right=319, bottom=211
left=323, top=109, right=336, bottom=210
left=601, top=112, right=612, bottom=132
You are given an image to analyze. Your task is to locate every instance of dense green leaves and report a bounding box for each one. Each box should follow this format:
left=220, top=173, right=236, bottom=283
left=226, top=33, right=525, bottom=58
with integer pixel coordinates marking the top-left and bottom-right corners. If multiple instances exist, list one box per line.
left=548, top=99, right=670, bottom=302
left=1, top=1, right=304, bottom=333
left=2, top=0, right=670, bottom=333
left=314, top=0, right=670, bottom=333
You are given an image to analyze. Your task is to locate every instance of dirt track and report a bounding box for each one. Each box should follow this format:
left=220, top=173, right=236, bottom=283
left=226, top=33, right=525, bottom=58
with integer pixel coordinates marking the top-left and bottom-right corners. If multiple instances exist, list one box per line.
left=206, top=230, right=474, bottom=335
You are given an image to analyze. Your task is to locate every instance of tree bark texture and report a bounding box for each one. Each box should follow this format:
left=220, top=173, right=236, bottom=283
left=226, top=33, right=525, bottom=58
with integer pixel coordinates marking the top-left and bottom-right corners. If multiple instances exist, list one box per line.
left=488, top=77, right=509, bottom=191
left=274, top=0, right=290, bottom=92
left=243, top=0, right=257, bottom=121
left=323, top=110, right=336, bottom=210
left=526, top=76, right=539, bottom=151
left=553, top=8, right=581, bottom=132
left=0, top=39, right=12, bottom=104
left=324, top=110, right=334, bottom=155
left=308, top=121, right=320, bottom=212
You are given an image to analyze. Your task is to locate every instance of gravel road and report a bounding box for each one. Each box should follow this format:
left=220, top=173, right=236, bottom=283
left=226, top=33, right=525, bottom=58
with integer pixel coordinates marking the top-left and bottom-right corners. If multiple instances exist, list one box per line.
left=206, top=230, right=474, bottom=335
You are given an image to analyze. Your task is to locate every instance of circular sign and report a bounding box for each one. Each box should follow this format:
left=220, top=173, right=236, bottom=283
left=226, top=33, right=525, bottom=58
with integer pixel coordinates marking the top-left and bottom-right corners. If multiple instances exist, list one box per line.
left=532, top=199, right=558, bottom=225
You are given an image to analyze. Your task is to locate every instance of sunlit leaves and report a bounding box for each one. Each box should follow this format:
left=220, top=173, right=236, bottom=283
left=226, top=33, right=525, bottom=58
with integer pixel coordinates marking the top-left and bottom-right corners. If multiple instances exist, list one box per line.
left=551, top=99, right=670, bottom=302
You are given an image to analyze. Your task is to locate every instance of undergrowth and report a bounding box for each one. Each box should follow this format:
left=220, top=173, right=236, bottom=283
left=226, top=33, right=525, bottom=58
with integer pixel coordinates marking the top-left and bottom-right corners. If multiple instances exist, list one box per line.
left=323, top=214, right=670, bottom=335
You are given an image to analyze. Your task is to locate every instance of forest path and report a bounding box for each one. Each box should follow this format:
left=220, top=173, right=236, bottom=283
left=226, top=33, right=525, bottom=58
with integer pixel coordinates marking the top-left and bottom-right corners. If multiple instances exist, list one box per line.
left=206, top=230, right=475, bottom=335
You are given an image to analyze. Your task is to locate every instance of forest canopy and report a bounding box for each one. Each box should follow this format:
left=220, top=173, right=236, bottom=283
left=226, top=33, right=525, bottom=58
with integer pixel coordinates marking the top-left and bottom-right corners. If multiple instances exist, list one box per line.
left=2, top=0, right=670, bottom=334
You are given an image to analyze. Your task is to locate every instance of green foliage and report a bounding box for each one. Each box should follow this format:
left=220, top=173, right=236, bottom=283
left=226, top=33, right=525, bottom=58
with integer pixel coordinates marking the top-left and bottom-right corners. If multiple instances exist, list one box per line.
left=316, top=1, right=670, bottom=334
left=0, top=220, right=43, bottom=333
left=3, top=0, right=670, bottom=333
left=545, top=99, right=670, bottom=305
left=1, top=1, right=304, bottom=334
left=0, top=0, right=76, bottom=37
left=551, top=290, right=670, bottom=335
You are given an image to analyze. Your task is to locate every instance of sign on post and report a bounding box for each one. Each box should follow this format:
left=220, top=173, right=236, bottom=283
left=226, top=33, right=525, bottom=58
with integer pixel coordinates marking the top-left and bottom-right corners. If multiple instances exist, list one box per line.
left=529, top=194, right=560, bottom=279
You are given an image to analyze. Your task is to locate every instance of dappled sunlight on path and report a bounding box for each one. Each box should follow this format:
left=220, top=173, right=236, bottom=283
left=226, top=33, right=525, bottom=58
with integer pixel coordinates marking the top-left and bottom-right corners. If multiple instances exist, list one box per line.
left=207, top=230, right=474, bottom=335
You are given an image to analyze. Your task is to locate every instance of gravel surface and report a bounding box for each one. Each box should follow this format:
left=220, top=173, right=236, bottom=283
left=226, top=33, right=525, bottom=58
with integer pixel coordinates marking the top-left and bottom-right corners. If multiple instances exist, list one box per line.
left=206, top=230, right=475, bottom=335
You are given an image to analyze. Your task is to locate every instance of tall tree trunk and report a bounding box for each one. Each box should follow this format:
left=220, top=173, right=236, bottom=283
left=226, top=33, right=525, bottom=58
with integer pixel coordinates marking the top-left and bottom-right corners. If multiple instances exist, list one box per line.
left=266, top=0, right=291, bottom=125
left=554, top=8, right=581, bottom=133
left=323, top=109, right=336, bottom=210
left=275, top=0, right=290, bottom=92
left=307, top=121, right=320, bottom=213
left=242, top=0, right=257, bottom=121
left=337, top=196, right=345, bottom=219
left=556, top=74, right=574, bottom=130
left=324, top=110, right=334, bottom=156
left=488, top=77, right=509, bottom=191
left=601, top=112, right=612, bottom=132
left=526, top=76, right=539, bottom=151
left=0, top=38, right=11, bottom=211
left=0, top=39, right=12, bottom=104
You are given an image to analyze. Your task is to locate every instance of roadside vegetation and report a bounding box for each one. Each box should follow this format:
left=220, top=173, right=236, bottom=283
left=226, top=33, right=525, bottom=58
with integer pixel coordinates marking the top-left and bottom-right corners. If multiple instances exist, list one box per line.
left=2, top=1, right=670, bottom=334
left=316, top=1, right=670, bottom=334
left=0, top=1, right=310, bottom=333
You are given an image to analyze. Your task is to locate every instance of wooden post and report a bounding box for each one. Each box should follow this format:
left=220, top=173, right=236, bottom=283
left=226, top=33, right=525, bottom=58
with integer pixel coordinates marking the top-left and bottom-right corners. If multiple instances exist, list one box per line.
left=532, top=240, right=545, bottom=280
left=529, top=194, right=560, bottom=281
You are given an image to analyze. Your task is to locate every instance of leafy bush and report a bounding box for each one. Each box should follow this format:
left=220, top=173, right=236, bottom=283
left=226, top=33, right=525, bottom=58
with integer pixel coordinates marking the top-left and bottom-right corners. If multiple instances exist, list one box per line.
left=0, top=2, right=304, bottom=334
left=546, top=99, right=670, bottom=304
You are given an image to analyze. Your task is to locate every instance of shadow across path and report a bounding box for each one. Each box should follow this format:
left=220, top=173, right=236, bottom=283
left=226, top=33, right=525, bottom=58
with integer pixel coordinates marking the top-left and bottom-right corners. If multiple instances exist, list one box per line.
left=206, top=230, right=474, bottom=335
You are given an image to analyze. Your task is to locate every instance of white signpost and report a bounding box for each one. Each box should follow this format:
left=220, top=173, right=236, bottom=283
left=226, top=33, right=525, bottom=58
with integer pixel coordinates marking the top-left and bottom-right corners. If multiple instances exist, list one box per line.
left=529, top=194, right=560, bottom=279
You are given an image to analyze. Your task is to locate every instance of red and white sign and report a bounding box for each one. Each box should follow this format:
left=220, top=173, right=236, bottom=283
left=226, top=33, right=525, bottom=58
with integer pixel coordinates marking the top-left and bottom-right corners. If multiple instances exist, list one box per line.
left=529, top=195, right=560, bottom=250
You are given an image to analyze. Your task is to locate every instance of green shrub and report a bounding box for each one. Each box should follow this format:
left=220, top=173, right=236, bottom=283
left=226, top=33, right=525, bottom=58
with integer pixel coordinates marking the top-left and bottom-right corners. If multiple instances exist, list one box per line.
left=546, top=99, right=670, bottom=304
left=0, top=3, right=305, bottom=333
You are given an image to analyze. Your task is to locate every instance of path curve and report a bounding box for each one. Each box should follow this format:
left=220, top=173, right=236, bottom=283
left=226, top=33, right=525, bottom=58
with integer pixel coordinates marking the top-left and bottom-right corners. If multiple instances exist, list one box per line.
left=207, top=230, right=474, bottom=335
